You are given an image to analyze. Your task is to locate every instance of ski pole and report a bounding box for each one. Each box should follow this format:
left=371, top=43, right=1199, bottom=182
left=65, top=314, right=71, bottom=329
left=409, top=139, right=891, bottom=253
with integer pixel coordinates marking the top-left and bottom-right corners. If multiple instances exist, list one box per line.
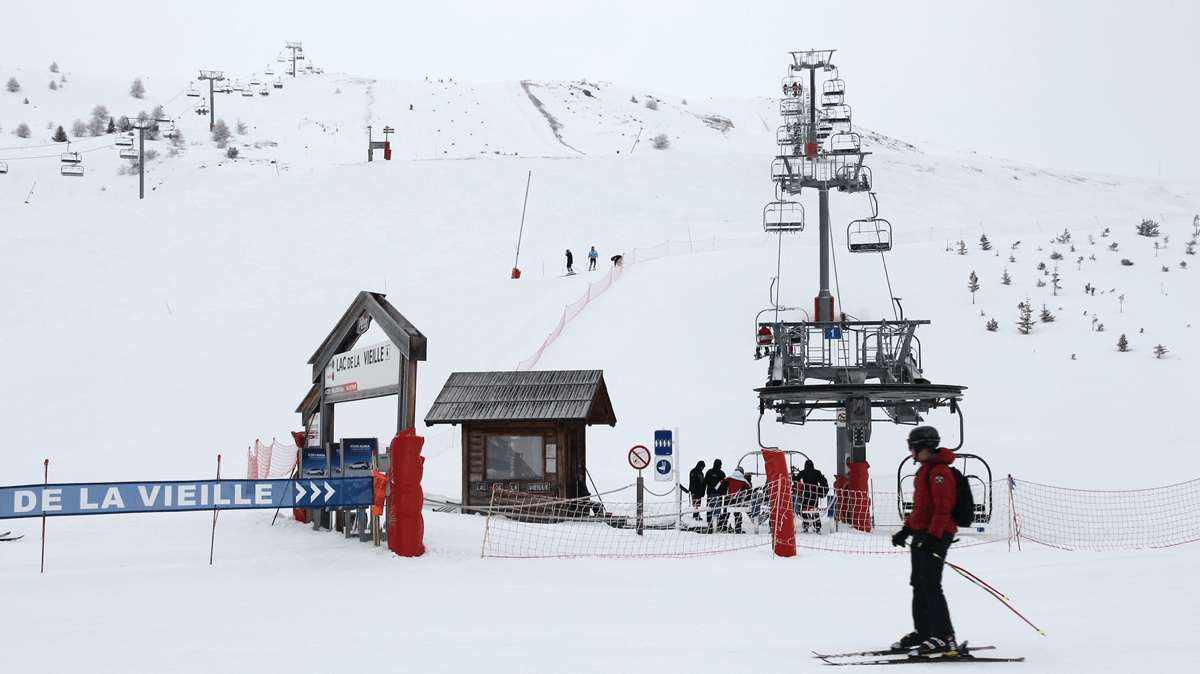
left=909, top=542, right=1046, bottom=636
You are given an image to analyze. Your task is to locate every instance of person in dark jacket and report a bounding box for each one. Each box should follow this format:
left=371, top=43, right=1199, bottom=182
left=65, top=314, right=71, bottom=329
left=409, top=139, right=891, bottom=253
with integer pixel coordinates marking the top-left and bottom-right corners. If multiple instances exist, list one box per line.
left=891, top=426, right=960, bottom=657
left=794, top=459, right=829, bottom=533
left=703, top=459, right=725, bottom=529
left=685, top=461, right=706, bottom=520
left=564, top=249, right=574, bottom=274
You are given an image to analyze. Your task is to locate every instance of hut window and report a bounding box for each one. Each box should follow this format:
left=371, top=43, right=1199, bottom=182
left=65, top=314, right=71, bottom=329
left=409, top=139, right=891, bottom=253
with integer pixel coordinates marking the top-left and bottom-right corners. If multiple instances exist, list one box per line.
left=485, top=436, right=543, bottom=480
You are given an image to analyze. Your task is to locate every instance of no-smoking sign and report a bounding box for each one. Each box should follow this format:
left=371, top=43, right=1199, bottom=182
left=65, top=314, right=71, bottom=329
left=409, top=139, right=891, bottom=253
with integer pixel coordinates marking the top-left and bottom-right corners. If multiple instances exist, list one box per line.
left=628, top=445, right=651, bottom=470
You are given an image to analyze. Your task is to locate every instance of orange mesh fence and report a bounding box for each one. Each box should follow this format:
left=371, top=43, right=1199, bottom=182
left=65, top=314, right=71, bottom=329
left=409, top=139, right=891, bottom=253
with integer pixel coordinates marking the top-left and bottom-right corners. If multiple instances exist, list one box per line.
left=1009, top=477, right=1200, bottom=550
left=246, top=439, right=299, bottom=479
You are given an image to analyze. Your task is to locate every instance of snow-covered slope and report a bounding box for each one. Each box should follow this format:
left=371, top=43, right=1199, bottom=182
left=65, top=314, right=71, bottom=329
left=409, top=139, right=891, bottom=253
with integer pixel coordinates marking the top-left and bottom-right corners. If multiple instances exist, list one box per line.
left=1, top=62, right=1197, bottom=673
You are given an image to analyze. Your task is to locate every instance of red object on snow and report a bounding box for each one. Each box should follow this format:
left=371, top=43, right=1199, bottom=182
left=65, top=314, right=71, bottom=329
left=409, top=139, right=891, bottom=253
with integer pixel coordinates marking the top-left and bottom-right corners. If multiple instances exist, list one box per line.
left=511, top=268, right=521, bottom=279
left=762, top=448, right=796, bottom=557
left=371, top=469, right=387, bottom=517
left=387, top=428, right=425, bottom=557
left=847, top=460, right=872, bottom=532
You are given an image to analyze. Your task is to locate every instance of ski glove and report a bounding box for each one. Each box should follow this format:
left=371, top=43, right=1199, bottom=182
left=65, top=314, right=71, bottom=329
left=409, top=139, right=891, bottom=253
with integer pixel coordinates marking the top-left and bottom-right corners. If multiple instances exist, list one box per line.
left=918, top=532, right=955, bottom=557
left=891, top=527, right=914, bottom=548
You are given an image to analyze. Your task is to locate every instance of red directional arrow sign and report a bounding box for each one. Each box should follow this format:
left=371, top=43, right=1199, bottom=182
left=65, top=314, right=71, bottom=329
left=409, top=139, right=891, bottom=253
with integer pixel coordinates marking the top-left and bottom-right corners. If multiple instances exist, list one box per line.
left=628, top=445, right=651, bottom=470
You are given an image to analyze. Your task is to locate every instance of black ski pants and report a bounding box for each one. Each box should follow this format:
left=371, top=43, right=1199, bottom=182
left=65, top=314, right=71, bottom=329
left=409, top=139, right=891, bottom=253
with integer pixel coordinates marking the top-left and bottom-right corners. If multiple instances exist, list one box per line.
left=910, top=540, right=954, bottom=639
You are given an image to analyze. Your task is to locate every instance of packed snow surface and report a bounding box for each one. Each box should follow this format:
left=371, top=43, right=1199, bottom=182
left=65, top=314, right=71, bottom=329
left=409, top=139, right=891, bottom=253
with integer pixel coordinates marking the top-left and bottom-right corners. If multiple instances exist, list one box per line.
left=1, top=63, right=1197, bottom=672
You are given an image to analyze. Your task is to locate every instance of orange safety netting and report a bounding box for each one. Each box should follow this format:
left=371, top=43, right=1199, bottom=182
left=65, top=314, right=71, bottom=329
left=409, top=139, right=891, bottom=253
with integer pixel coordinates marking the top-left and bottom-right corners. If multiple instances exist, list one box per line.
left=246, top=438, right=299, bottom=479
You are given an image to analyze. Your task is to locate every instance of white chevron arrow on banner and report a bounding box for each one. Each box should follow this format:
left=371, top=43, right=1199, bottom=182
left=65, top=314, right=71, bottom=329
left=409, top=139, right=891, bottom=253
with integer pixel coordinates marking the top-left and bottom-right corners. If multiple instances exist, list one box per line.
left=295, top=482, right=307, bottom=502
left=309, top=482, right=320, bottom=503
left=323, top=482, right=335, bottom=502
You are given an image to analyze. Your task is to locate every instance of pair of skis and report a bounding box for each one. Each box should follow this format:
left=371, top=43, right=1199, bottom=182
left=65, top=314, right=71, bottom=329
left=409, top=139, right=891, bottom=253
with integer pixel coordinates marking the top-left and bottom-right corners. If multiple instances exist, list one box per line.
left=815, top=643, right=1024, bottom=666
left=0, top=531, right=25, bottom=542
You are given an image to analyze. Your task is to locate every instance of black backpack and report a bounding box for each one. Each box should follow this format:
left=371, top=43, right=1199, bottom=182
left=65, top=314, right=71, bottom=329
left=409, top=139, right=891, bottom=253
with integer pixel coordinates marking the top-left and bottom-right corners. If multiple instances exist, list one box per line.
left=927, top=465, right=976, bottom=528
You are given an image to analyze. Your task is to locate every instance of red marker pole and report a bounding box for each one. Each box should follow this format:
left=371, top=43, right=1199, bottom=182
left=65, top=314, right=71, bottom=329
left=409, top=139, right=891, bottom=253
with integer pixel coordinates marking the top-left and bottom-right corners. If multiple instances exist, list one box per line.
left=209, top=455, right=221, bottom=565
left=40, top=459, right=48, bottom=573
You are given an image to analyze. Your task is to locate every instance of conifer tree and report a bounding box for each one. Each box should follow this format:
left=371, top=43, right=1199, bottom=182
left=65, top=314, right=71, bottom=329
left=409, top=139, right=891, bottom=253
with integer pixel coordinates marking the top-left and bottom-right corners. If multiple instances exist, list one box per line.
left=1117, top=334, right=1129, bottom=351
left=1016, top=301, right=1035, bottom=334
left=51, top=125, right=67, bottom=142
left=1000, top=268, right=1012, bottom=285
left=1039, top=303, right=1056, bottom=323
left=967, top=271, right=979, bottom=303
left=979, top=234, right=992, bottom=251
left=985, top=318, right=998, bottom=332
left=129, top=77, right=146, bottom=99
left=1153, top=344, right=1168, bottom=358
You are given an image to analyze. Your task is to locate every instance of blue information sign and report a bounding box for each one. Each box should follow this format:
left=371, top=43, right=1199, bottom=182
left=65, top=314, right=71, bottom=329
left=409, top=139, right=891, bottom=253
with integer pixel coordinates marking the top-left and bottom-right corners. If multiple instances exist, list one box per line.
left=654, top=430, right=673, bottom=456
left=656, top=459, right=671, bottom=475
left=341, top=438, right=378, bottom=477
left=301, top=447, right=329, bottom=478
left=0, top=478, right=374, bottom=520
left=824, top=327, right=842, bottom=340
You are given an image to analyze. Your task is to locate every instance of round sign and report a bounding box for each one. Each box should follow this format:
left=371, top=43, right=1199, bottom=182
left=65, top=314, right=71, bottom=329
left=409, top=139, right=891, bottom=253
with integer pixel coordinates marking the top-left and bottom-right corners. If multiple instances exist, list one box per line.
left=656, top=459, right=671, bottom=475
left=628, top=445, right=651, bottom=470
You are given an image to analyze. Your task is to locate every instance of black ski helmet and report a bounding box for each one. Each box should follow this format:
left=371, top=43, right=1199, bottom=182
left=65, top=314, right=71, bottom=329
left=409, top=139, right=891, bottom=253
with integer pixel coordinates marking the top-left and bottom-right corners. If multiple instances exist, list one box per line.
left=907, top=426, right=940, bottom=451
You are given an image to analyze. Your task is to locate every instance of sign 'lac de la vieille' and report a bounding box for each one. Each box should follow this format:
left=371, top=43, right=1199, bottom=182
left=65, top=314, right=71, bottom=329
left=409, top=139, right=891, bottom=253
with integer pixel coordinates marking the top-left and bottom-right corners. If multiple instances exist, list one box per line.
left=324, top=340, right=398, bottom=397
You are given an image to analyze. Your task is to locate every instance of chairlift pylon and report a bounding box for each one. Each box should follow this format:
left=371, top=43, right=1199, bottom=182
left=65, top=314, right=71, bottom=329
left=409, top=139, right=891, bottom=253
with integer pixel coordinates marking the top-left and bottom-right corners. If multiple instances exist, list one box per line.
left=763, top=201, right=805, bottom=233
left=846, top=192, right=892, bottom=253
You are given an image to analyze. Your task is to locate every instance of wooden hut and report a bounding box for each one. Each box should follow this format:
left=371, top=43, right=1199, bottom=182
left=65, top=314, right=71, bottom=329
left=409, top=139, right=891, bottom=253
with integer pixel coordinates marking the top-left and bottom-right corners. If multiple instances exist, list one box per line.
left=424, top=370, right=616, bottom=507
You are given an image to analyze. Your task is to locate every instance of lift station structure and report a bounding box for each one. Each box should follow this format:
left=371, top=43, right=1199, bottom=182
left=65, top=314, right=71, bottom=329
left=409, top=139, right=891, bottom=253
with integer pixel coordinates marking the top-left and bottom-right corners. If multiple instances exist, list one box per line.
left=755, top=50, right=966, bottom=530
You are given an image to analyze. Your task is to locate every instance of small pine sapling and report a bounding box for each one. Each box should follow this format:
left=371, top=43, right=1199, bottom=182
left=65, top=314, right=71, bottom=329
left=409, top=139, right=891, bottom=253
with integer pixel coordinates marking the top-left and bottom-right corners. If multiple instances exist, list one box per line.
left=1009, top=254, right=1016, bottom=263
left=1050, top=250, right=1063, bottom=260
left=967, top=271, right=979, bottom=303
left=1088, top=234, right=1095, bottom=245
left=1036, top=278, right=1046, bottom=287
left=1016, top=301, right=1035, bottom=334
left=1051, top=267, right=1061, bottom=295
left=1077, top=256, right=1084, bottom=270
left=1039, top=303, right=1056, bottom=322
left=1109, top=242, right=1119, bottom=251
left=1117, top=334, right=1129, bottom=352
left=1181, top=261, right=1188, bottom=269
left=986, top=318, right=998, bottom=332
left=1161, top=266, right=1169, bottom=272
left=50, top=62, right=59, bottom=73
left=1121, top=259, right=1133, bottom=266
left=957, top=240, right=968, bottom=255
left=1011, top=240, right=1021, bottom=250
left=979, top=234, right=992, bottom=251
left=49, top=80, right=58, bottom=90
left=1119, top=294, right=1125, bottom=312
left=1000, top=268, right=1012, bottom=285
left=1054, top=228, right=1072, bottom=244
left=1136, top=219, right=1160, bottom=237
left=1153, top=344, right=1168, bottom=359
left=1037, top=261, right=1046, bottom=270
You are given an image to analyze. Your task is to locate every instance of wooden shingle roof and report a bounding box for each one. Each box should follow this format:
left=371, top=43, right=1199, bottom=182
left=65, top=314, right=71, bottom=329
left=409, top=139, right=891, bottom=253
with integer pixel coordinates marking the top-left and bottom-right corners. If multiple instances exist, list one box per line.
left=424, top=370, right=616, bottom=426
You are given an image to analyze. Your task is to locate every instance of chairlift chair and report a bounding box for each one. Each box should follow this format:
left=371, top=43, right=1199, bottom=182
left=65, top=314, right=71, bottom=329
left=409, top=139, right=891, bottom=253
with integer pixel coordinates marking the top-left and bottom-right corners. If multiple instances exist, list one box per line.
left=846, top=192, right=892, bottom=252
left=781, top=75, right=805, bottom=97
left=276, top=55, right=286, bottom=62
left=241, top=88, right=254, bottom=97
left=821, top=104, right=852, bottom=124
left=273, top=80, right=283, bottom=89
left=258, top=87, right=269, bottom=96
left=763, top=201, right=805, bottom=233
left=115, top=136, right=134, bottom=147
left=896, top=452, right=992, bottom=525
left=264, top=67, right=274, bottom=76
left=828, top=132, right=861, bottom=154
left=119, top=148, right=138, bottom=159
left=60, top=152, right=82, bottom=164
left=822, top=78, right=845, bottom=97
left=0, top=161, right=8, bottom=174
left=250, top=78, right=261, bottom=86
left=61, top=164, right=84, bottom=177
left=186, top=85, right=200, bottom=98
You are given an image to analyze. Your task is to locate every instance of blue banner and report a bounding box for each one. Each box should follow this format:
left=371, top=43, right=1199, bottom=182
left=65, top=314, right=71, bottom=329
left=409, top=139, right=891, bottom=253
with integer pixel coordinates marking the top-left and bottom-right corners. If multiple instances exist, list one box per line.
left=0, top=478, right=374, bottom=519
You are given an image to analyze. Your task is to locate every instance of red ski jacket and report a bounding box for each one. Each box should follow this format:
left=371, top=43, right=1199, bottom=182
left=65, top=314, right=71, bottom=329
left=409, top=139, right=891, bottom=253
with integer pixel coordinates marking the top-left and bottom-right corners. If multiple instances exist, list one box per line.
left=903, top=447, right=958, bottom=539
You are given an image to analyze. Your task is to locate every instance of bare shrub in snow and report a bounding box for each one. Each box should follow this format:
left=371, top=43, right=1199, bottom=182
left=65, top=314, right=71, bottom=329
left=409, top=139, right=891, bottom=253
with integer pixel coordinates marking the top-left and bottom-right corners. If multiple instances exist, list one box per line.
left=645, top=98, right=658, bottom=110
left=49, top=80, right=58, bottom=91
left=226, top=146, right=239, bottom=159
left=14, top=123, right=31, bottom=138
left=6, top=77, right=20, bottom=93
left=212, top=119, right=232, bottom=147
left=130, top=78, right=146, bottom=99
left=236, top=119, right=248, bottom=135
left=71, top=119, right=87, bottom=137
left=50, top=62, right=59, bottom=73
left=88, top=105, right=110, bottom=136
left=652, top=133, right=670, bottom=149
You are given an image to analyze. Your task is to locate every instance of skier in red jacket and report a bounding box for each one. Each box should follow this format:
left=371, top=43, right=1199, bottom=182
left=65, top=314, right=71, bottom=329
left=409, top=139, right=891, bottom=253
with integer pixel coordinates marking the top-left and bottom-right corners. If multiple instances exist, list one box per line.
left=890, top=426, right=960, bottom=657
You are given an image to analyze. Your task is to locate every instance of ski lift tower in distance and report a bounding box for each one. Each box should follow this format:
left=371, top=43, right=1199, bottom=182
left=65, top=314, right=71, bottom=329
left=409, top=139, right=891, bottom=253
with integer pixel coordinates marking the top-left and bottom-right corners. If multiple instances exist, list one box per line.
left=197, top=70, right=224, bottom=132
left=755, top=50, right=966, bottom=531
left=285, top=42, right=304, bottom=78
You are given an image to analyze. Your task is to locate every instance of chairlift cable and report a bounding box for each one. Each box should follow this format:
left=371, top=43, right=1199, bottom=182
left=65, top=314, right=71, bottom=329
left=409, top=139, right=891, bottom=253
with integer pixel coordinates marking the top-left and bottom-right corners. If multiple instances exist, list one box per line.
left=0, top=142, right=118, bottom=162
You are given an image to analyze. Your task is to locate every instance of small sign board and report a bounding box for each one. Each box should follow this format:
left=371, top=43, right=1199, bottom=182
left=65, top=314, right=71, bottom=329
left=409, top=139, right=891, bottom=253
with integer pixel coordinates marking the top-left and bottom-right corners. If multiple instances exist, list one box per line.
left=301, top=447, right=329, bottom=478
left=824, top=327, right=843, bottom=340
left=653, top=430, right=673, bottom=482
left=628, top=445, right=651, bottom=470
left=341, top=437, right=378, bottom=476
left=324, top=340, right=400, bottom=399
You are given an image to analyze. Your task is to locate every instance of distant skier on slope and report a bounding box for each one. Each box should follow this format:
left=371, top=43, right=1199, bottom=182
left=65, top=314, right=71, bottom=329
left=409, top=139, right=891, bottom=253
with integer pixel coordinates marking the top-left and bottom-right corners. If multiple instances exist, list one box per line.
left=891, top=426, right=960, bottom=657
left=588, top=246, right=599, bottom=271
left=565, top=249, right=574, bottom=275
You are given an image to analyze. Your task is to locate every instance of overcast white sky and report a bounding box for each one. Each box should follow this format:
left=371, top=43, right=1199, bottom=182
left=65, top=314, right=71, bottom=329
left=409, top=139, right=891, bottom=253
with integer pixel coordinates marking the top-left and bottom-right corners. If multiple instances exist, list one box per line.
left=4, top=0, right=1197, bottom=179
